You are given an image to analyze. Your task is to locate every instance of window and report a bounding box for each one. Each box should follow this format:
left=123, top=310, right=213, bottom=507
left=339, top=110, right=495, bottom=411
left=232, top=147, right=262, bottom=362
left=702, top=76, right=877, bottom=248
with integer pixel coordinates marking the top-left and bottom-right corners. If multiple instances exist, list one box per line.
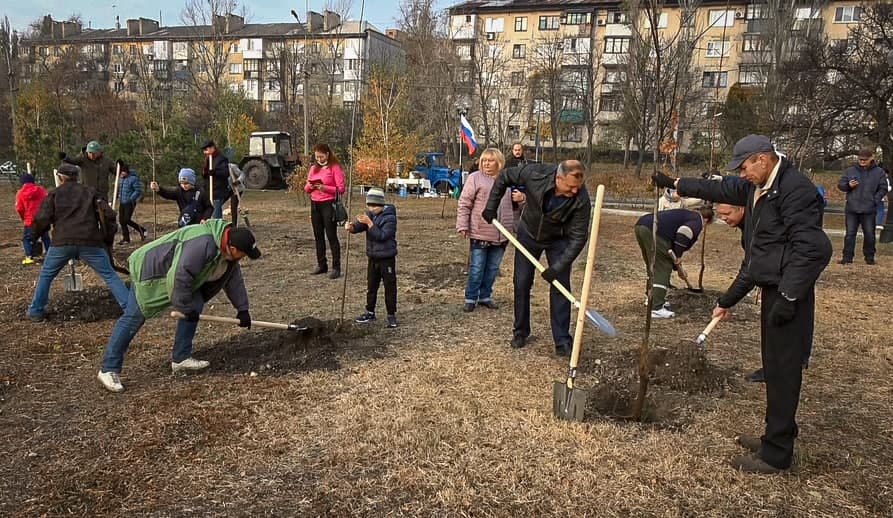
left=834, top=6, right=862, bottom=23
left=702, top=71, right=728, bottom=88
left=563, top=37, right=590, bottom=54
left=604, top=70, right=626, bottom=83
left=512, top=44, right=526, bottom=58
left=153, top=60, right=168, bottom=71
left=680, top=10, right=696, bottom=28
left=456, top=45, right=471, bottom=60
left=244, top=59, right=260, bottom=71
left=486, top=45, right=502, bottom=59
left=607, top=11, right=627, bottom=24
left=130, top=45, right=138, bottom=55
left=114, top=80, right=124, bottom=92
left=794, top=7, right=821, bottom=19
left=346, top=58, right=360, bottom=70
left=113, top=44, right=123, bottom=55
left=53, top=47, right=62, bottom=56
left=508, top=125, right=520, bottom=140
left=38, top=46, right=48, bottom=57
left=515, top=16, right=527, bottom=32
left=564, top=125, right=583, bottom=143
left=538, top=15, right=560, bottom=31
left=604, top=37, right=630, bottom=54
left=708, top=9, right=735, bottom=27
left=230, top=63, right=243, bottom=74
left=739, top=65, right=766, bottom=85
left=564, top=12, right=590, bottom=25
left=113, top=63, right=122, bottom=73
left=511, top=71, right=524, bottom=86
left=746, top=4, right=768, bottom=19
left=509, top=98, right=521, bottom=113
left=485, top=18, right=504, bottom=33
left=245, top=39, right=257, bottom=50
left=465, top=15, right=472, bottom=22
left=645, top=12, right=668, bottom=29
left=229, top=42, right=239, bottom=53
left=600, top=96, right=622, bottom=112
left=742, top=35, right=765, bottom=53
left=706, top=40, right=731, bottom=57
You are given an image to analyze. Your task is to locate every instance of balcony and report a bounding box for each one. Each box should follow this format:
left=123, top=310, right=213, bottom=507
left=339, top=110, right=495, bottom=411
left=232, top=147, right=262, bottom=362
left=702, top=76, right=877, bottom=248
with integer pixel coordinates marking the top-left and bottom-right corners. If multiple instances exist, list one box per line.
left=154, top=69, right=170, bottom=80
left=244, top=70, right=261, bottom=79
left=745, top=19, right=769, bottom=34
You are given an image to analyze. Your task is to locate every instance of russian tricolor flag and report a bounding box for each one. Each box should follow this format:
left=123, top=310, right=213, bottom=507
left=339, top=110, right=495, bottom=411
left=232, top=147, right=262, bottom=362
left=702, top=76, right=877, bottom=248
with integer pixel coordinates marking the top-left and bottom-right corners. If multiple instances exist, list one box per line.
left=460, top=115, right=478, bottom=155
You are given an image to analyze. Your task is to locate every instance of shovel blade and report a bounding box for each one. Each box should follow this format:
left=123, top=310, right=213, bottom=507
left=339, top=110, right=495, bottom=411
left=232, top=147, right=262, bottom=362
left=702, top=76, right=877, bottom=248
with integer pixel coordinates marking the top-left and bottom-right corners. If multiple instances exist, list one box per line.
left=584, top=308, right=617, bottom=337
left=63, top=273, right=83, bottom=292
left=553, top=382, right=588, bottom=421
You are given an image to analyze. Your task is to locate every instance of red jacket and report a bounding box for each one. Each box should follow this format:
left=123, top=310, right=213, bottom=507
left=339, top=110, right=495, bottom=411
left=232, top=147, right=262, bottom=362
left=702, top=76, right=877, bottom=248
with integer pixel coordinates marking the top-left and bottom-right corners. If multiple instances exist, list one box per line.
left=15, top=183, right=48, bottom=226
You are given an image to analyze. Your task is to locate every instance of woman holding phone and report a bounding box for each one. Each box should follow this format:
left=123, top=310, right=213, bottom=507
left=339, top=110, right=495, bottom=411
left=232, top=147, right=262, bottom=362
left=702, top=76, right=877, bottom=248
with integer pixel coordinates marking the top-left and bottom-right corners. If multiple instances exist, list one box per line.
left=304, top=144, right=346, bottom=278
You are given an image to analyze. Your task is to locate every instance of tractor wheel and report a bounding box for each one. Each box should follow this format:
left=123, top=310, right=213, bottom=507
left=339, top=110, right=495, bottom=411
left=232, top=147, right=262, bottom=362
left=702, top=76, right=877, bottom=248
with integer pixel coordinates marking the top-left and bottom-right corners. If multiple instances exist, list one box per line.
left=242, top=159, right=271, bottom=190
left=434, top=181, right=453, bottom=195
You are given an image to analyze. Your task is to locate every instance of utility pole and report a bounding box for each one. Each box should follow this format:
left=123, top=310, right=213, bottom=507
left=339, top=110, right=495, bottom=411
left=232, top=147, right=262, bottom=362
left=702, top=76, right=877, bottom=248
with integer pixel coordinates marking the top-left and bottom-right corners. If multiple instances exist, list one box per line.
left=290, top=5, right=311, bottom=157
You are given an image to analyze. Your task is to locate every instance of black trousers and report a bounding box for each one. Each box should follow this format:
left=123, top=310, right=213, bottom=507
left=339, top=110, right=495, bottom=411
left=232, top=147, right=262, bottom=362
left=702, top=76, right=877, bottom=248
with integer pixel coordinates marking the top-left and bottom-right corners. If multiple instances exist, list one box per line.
left=230, top=193, right=240, bottom=227
left=759, top=285, right=815, bottom=469
left=310, top=200, right=341, bottom=270
left=512, top=226, right=572, bottom=347
left=118, top=202, right=145, bottom=241
left=366, top=257, right=397, bottom=315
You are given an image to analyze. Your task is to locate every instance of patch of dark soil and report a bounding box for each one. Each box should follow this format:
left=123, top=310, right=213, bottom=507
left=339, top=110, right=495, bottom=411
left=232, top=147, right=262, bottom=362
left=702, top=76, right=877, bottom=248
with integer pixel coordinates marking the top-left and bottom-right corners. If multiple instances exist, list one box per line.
left=201, top=318, right=390, bottom=375
left=0, top=378, right=13, bottom=407
left=411, top=262, right=466, bottom=290
left=45, top=287, right=123, bottom=322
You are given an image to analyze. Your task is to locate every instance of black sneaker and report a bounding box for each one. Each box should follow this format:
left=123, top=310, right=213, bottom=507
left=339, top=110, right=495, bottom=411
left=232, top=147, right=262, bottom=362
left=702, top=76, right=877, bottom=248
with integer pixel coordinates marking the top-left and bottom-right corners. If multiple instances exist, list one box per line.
left=736, top=434, right=761, bottom=453
left=328, top=269, right=341, bottom=279
left=510, top=335, right=527, bottom=349
left=463, top=302, right=475, bottom=312
left=386, top=315, right=398, bottom=328
left=866, top=257, right=876, bottom=265
left=746, top=368, right=765, bottom=383
left=555, top=343, right=572, bottom=357
left=478, top=300, right=498, bottom=310
left=355, top=312, right=375, bottom=323
left=837, top=259, right=852, bottom=265
left=731, top=453, right=788, bottom=474
left=311, top=265, right=328, bottom=275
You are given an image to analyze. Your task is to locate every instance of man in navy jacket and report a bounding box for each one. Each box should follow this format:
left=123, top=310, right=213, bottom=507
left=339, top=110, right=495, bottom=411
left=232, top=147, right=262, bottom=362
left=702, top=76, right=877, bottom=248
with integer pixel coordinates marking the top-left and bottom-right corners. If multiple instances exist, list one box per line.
left=837, top=147, right=888, bottom=265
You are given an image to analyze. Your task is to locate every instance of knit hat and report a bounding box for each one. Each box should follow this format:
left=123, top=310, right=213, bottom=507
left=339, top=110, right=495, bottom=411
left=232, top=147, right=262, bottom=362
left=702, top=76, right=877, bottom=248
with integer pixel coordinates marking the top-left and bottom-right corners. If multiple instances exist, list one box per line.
left=20, top=173, right=35, bottom=184
left=178, top=168, right=197, bottom=185
left=228, top=227, right=262, bottom=259
left=85, top=140, right=102, bottom=153
left=365, top=187, right=386, bottom=205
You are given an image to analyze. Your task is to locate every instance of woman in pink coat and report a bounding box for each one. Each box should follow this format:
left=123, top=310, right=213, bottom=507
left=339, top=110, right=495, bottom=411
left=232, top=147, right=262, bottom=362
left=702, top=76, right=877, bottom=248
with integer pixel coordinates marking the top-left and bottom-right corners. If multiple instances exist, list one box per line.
left=304, top=144, right=346, bottom=279
left=456, top=148, right=525, bottom=312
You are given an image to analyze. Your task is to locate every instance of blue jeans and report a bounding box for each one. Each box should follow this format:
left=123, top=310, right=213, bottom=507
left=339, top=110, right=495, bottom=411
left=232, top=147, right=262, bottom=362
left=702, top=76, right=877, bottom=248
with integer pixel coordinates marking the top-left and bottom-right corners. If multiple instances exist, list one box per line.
left=101, top=286, right=204, bottom=372
left=22, top=226, right=51, bottom=257
left=513, top=226, right=572, bottom=347
left=464, top=240, right=506, bottom=303
left=27, top=245, right=129, bottom=317
left=842, top=212, right=876, bottom=261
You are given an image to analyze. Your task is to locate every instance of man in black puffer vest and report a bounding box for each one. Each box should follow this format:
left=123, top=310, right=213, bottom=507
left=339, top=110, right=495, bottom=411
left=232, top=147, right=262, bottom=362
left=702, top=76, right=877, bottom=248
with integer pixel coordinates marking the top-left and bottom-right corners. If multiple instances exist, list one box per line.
left=654, top=134, right=832, bottom=474
left=482, top=160, right=591, bottom=357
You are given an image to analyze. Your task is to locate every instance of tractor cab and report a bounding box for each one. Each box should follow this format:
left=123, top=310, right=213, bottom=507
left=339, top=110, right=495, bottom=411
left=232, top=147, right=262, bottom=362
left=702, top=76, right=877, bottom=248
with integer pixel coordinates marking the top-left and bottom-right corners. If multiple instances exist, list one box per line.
left=239, top=131, right=300, bottom=189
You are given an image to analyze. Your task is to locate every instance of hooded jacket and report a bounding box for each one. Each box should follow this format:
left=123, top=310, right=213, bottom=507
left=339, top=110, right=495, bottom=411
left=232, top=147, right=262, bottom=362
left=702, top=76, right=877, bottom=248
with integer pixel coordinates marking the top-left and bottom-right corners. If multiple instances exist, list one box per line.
left=838, top=162, right=888, bottom=214
left=456, top=170, right=514, bottom=243
left=117, top=171, right=143, bottom=205
left=31, top=181, right=116, bottom=248
left=677, top=158, right=832, bottom=301
left=202, top=152, right=232, bottom=200
left=15, top=183, right=48, bottom=226
left=484, top=162, right=591, bottom=273
left=63, top=152, right=117, bottom=199
left=347, top=205, right=398, bottom=259
left=128, top=219, right=249, bottom=318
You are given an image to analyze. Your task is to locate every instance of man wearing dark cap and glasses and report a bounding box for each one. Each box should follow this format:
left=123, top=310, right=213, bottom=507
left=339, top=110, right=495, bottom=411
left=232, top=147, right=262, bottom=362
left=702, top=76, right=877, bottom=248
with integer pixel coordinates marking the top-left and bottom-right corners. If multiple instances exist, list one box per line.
left=652, top=134, right=832, bottom=474
left=97, top=220, right=261, bottom=393
left=837, top=147, right=888, bottom=265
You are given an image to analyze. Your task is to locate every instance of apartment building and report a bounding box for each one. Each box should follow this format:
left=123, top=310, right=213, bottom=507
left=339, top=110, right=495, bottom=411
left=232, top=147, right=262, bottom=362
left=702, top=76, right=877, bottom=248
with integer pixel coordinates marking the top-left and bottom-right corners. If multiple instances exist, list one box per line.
left=447, top=0, right=867, bottom=150
left=19, top=12, right=404, bottom=113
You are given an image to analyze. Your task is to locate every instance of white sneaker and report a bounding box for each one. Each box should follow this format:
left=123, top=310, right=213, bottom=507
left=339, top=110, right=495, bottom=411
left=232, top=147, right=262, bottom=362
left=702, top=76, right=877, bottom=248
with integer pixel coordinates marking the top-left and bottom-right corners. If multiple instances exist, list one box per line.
left=651, top=307, right=675, bottom=319
left=97, top=370, right=125, bottom=393
left=171, top=357, right=210, bottom=373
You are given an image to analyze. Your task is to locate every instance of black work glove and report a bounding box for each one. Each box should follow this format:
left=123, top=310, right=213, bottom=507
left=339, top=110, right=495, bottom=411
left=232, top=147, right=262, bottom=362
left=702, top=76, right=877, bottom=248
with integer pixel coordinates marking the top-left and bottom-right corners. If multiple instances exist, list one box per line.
left=768, top=297, right=796, bottom=327
left=237, top=310, right=251, bottom=329
left=180, top=310, right=200, bottom=322
left=541, top=267, right=559, bottom=284
left=651, top=171, right=677, bottom=190
left=481, top=207, right=497, bottom=224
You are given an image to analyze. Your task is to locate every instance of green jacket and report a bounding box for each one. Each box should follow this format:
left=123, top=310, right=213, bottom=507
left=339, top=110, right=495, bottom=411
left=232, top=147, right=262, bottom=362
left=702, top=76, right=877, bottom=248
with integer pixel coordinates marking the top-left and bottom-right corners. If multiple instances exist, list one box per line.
left=129, top=219, right=250, bottom=318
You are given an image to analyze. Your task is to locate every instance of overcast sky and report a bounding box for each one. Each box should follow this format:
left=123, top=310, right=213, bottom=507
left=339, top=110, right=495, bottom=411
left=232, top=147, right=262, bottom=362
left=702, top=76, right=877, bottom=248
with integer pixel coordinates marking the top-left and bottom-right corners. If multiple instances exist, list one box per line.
left=0, top=0, right=449, bottom=34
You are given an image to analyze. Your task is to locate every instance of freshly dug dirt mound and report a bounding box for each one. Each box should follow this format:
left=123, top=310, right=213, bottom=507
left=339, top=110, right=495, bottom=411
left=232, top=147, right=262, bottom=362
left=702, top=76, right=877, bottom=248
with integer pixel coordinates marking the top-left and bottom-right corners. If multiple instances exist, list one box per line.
left=46, top=286, right=123, bottom=322
left=200, top=318, right=389, bottom=375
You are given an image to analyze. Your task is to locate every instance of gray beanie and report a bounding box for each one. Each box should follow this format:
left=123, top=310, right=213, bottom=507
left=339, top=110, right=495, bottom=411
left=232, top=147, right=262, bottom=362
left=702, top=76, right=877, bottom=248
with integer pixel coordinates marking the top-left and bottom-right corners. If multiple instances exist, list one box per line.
left=365, top=187, right=386, bottom=205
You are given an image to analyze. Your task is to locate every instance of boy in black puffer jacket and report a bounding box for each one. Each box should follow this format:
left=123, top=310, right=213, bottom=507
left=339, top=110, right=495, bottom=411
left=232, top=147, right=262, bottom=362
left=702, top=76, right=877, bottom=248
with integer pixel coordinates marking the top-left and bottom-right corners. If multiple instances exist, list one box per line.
left=345, top=187, right=398, bottom=328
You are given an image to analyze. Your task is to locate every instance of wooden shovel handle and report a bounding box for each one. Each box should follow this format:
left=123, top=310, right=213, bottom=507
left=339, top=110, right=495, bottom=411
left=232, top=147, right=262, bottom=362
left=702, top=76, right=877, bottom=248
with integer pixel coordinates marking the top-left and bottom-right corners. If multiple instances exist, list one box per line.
left=701, top=316, right=721, bottom=336
left=169, top=311, right=291, bottom=330
left=569, top=184, right=605, bottom=371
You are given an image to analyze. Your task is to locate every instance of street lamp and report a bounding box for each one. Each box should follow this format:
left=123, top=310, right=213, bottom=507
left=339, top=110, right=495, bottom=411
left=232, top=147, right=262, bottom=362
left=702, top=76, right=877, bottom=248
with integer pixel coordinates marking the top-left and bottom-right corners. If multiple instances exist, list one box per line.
left=290, top=7, right=311, bottom=157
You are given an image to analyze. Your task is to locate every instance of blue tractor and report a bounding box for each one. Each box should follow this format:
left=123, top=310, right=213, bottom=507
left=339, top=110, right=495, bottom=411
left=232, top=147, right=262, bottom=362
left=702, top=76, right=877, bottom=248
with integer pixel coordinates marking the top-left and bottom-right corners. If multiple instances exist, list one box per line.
left=412, top=152, right=463, bottom=194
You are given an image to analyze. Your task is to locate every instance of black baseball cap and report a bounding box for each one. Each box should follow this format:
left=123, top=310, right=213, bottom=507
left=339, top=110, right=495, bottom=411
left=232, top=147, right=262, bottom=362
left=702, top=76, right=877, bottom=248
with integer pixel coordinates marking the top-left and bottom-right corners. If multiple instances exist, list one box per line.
left=201, top=139, right=216, bottom=150
left=228, top=227, right=261, bottom=259
left=724, top=134, right=775, bottom=171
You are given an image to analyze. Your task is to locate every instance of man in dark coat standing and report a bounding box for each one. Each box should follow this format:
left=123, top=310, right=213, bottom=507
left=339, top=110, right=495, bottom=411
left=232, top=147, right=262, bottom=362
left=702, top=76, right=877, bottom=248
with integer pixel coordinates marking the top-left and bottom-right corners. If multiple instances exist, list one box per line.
left=482, top=160, right=591, bottom=356
left=201, top=140, right=232, bottom=219
left=837, top=147, right=888, bottom=265
left=60, top=140, right=117, bottom=200
left=653, top=134, right=832, bottom=474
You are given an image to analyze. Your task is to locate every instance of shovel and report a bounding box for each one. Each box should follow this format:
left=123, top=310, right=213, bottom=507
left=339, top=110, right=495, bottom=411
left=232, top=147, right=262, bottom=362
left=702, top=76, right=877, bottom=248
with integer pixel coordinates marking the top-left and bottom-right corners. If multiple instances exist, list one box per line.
left=491, top=220, right=616, bottom=337
left=669, top=251, right=703, bottom=293
left=170, top=311, right=309, bottom=332
left=63, top=260, right=83, bottom=292
left=696, top=316, right=722, bottom=346
left=228, top=166, right=252, bottom=228
left=554, top=184, right=605, bottom=421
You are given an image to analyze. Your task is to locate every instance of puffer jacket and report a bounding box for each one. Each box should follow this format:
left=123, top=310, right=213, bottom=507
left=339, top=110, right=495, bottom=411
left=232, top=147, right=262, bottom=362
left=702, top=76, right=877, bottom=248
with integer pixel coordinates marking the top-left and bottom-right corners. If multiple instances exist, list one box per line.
left=484, top=162, right=591, bottom=273
left=677, top=158, right=832, bottom=301
left=456, top=171, right=514, bottom=243
left=837, top=162, right=888, bottom=214
left=347, top=205, right=398, bottom=259
left=31, top=180, right=115, bottom=248
left=63, top=152, right=117, bottom=199
left=118, top=171, right=143, bottom=204
left=15, top=183, right=48, bottom=226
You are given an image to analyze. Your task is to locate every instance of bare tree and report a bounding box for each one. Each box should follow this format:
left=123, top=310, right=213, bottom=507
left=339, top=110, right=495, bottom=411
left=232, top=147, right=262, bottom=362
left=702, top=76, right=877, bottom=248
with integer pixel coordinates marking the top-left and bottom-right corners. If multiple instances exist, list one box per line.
left=180, top=0, right=244, bottom=112
left=526, top=33, right=567, bottom=161
left=0, top=15, right=19, bottom=159
left=468, top=31, right=517, bottom=148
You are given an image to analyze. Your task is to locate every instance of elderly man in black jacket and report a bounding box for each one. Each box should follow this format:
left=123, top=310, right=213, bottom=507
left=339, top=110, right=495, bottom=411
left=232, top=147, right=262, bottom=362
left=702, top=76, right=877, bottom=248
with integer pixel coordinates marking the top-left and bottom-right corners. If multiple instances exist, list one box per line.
left=482, top=160, right=591, bottom=356
left=654, top=134, right=832, bottom=474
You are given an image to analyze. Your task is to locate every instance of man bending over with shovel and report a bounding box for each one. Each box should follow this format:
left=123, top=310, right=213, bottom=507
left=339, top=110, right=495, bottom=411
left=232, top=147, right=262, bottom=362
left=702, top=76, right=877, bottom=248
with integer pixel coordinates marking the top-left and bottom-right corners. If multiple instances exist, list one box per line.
left=26, top=164, right=129, bottom=322
left=482, top=160, right=591, bottom=356
left=97, top=220, right=261, bottom=393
